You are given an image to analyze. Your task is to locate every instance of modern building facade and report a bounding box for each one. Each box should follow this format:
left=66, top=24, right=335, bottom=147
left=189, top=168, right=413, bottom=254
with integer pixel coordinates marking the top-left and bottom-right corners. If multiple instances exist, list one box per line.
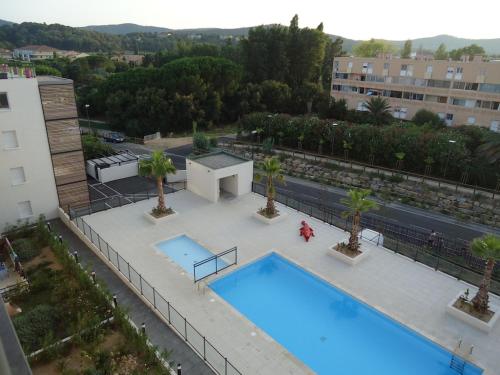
left=13, top=45, right=58, bottom=61
left=0, top=68, right=89, bottom=230
left=331, top=56, right=500, bottom=131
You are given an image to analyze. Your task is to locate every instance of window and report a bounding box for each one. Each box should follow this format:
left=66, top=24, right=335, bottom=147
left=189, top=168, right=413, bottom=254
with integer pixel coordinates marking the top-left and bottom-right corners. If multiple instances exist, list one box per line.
left=10, top=167, right=26, bottom=185
left=491, top=121, right=499, bottom=132
left=0, top=93, right=9, bottom=109
left=446, top=113, right=454, bottom=120
left=2, top=130, right=19, bottom=149
left=17, top=201, right=33, bottom=219
left=437, top=113, right=445, bottom=120
left=426, top=65, right=433, bottom=74
left=467, top=117, right=476, bottom=125
left=479, top=83, right=500, bottom=94
left=348, top=61, right=353, bottom=69
left=383, top=63, right=390, bottom=70
left=393, top=107, right=408, bottom=119
left=427, top=80, right=451, bottom=89
left=446, top=67, right=454, bottom=79
left=400, top=64, right=408, bottom=76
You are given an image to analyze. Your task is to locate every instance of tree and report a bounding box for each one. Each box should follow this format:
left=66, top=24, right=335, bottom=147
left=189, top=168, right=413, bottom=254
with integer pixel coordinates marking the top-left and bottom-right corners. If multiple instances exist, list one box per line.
left=340, top=189, right=378, bottom=252
left=321, top=38, right=343, bottom=90
left=353, top=39, right=395, bottom=57
left=469, top=234, right=500, bottom=313
left=365, top=97, right=392, bottom=125
left=255, top=157, right=285, bottom=217
left=259, top=80, right=291, bottom=113
left=138, top=150, right=176, bottom=215
left=434, top=43, right=448, bottom=60
left=401, top=39, right=412, bottom=58
left=81, top=135, right=113, bottom=160
left=412, top=109, right=445, bottom=128
left=449, top=44, right=485, bottom=61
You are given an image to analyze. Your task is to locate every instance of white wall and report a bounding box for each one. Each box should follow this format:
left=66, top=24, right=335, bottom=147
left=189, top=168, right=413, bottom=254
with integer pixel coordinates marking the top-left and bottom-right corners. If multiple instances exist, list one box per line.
left=186, top=160, right=218, bottom=202
left=0, top=79, right=59, bottom=231
left=166, top=169, right=187, bottom=183
left=187, top=158, right=253, bottom=203
left=97, top=161, right=138, bottom=183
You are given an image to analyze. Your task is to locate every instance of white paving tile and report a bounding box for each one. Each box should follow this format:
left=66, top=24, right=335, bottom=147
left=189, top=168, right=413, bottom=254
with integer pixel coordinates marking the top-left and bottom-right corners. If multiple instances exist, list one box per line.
left=82, top=190, right=500, bottom=375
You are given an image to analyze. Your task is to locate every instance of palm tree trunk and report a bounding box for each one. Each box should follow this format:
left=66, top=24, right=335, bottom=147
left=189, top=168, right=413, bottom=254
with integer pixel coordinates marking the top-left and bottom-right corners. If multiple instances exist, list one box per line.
left=471, top=258, right=495, bottom=313
left=156, top=177, right=166, bottom=212
left=348, top=211, right=360, bottom=252
left=266, top=176, right=275, bottom=216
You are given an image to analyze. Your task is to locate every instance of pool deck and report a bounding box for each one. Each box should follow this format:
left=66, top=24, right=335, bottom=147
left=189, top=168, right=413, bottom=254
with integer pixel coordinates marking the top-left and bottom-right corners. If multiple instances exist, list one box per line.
left=81, top=190, right=500, bottom=375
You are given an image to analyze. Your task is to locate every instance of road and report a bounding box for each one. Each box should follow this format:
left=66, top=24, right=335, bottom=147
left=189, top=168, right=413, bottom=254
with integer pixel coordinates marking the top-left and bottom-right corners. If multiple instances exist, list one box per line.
left=108, top=141, right=499, bottom=241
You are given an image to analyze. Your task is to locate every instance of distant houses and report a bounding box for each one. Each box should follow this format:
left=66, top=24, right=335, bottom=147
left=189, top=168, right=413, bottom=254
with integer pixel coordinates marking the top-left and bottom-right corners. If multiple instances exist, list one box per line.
left=11, top=45, right=89, bottom=61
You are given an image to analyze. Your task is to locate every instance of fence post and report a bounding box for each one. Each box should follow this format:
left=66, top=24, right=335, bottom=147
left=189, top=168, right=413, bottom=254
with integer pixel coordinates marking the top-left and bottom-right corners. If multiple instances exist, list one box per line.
left=225, top=358, right=228, bottom=375
left=116, top=252, right=120, bottom=271
left=167, top=301, right=171, bottom=323
left=140, top=277, right=143, bottom=294
left=127, top=262, right=131, bottom=281
left=203, top=337, right=206, bottom=360
left=184, top=317, right=187, bottom=340
left=106, top=242, right=110, bottom=260
left=153, top=288, right=156, bottom=308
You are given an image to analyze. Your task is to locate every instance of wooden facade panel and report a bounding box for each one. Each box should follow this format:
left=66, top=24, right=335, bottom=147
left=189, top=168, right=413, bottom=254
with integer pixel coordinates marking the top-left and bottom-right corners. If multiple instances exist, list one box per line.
left=46, top=119, right=82, bottom=153
left=57, top=181, right=90, bottom=211
left=39, top=84, right=78, bottom=120
left=52, top=151, right=87, bottom=186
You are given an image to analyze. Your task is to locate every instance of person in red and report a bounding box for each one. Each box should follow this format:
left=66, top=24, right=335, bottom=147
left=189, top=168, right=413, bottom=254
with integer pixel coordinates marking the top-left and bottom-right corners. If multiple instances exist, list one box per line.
left=299, top=220, right=315, bottom=242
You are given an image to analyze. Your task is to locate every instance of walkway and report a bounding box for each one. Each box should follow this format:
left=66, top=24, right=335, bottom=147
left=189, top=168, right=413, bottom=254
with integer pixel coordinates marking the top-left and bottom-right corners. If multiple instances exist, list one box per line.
left=50, top=219, right=213, bottom=375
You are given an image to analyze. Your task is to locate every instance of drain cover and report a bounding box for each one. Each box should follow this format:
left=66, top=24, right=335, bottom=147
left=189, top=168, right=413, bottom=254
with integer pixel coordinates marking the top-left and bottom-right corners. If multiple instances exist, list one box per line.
left=320, top=336, right=327, bottom=342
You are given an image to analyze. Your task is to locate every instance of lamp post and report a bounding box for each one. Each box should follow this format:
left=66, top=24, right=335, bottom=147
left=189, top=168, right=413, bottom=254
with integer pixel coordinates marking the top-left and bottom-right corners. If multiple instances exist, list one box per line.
left=330, top=123, right=338, bottom=155
left=443, top=139, right=456, bottom=178
left=85, top=104, right=91, bottom=134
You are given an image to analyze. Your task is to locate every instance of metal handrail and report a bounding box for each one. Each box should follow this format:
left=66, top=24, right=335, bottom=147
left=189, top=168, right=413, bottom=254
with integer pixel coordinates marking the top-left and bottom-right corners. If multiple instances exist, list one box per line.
left=193, top=247, right=238, bottom=283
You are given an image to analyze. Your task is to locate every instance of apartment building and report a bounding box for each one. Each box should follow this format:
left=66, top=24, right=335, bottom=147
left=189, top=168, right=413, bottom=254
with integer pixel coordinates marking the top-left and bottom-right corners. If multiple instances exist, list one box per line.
left=331, top=56, right=500, bottom=130
left=13, top=45, right=58, bottom=61
left=0, top=66, right=89, bottom=230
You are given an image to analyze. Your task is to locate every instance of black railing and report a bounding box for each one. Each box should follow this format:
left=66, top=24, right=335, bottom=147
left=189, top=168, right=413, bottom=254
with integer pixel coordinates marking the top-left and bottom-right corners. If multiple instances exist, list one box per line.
left=71, top=216, right=241, bottom=375
left=69, top=182, right=186, bottom=220
left=193, top=247, right=238, bottom=283
left=252, top=182, right=500, bottom=295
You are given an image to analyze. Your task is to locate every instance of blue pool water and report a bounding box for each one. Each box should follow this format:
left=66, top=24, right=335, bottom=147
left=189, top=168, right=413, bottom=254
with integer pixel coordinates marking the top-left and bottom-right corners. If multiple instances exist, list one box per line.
left=210, top=253, right=483, bottom=375
left=155, top=235, right=226, bottom=279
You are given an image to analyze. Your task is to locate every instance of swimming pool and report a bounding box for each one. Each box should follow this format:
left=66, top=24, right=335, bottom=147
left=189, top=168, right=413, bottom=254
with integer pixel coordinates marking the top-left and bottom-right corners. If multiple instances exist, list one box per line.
left=210, top=252, right=482, bottom=375
left=155, top=235, right=226, bottom=279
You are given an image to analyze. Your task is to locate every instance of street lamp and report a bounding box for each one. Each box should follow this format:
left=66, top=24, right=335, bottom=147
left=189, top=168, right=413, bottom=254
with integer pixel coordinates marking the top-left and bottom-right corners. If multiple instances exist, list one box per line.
left=443, top=139, right=456, bottom=178
left=84, top=104, right=92, bottom=134
left=330, top=123, right=338, bottom=155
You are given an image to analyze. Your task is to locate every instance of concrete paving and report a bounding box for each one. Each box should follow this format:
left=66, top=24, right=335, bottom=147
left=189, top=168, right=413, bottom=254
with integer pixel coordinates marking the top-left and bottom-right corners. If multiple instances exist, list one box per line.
left=79, top=190, right=500, bottom=375
left=50, top=219, right=214, bottom=375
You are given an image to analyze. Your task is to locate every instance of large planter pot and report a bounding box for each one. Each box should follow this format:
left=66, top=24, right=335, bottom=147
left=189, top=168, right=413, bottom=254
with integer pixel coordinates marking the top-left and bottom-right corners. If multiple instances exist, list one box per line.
left=328, top=244, right=370, bottom=266
left=143, top=210, right=178, bottom=225
left=446, top=291, right=500, bottom=333
left=253, top=211, right=287, bottom=225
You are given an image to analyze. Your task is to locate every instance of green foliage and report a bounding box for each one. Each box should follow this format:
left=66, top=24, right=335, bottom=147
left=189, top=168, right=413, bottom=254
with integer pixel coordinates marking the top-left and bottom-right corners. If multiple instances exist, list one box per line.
left=139, top=151, right=176, bottom=179
left=471, top=235, right=500, bottom=261
left=193, top=132, right=210, bottom=153
left=353, top=39, right=396, bottom=57
left=262, top=137, right=275, bottom=155
left=13, top=304, right=59, bottom=353
left=255, top=157, right=285, bottom=216
left=340, top=188, right=379, bottom=217
left=434, top=43, right=448, bottom=60
left=11, top=238, right=40, bottom=262
left=412, top=109, right=445, bottom=128
left=401, top=40, right=412, bottom=58
left=81, top=135, right=114, bottom=160
left=34, top=64, right=62, bottom=76
left=365, top=97, right=392, bottom=125
left=449, top=44, right=485, bottom=61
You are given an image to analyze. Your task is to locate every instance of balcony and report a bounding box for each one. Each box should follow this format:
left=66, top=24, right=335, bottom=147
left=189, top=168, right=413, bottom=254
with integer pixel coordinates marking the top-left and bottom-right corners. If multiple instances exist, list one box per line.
left=0, top=63, right=36, bottom=79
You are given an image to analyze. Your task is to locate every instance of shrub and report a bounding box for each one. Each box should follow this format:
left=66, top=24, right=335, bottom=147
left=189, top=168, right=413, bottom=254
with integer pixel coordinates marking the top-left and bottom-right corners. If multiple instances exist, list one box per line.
left=82, top=135, right=113, bottom=160
left=193, top=132, right=209, bottom=153
left=262, top=137, right=274, bottom=155
left=13, top=304, right=59, bottom=352
left=209, top=136, right=218, bottom=148
left=11, top=238, right=40, bottom=262
left=412, top=109, right=445, bottom=128
left=388, top=174, right=405, bottom=183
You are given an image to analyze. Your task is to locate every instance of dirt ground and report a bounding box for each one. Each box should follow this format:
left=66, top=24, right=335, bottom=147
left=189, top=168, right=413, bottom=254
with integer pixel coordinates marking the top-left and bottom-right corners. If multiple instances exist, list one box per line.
left=24, top=247, right=63, bottom=271
left=145, top=136, right=192, bottom=149
left=31, top=330, right=125, bottom=375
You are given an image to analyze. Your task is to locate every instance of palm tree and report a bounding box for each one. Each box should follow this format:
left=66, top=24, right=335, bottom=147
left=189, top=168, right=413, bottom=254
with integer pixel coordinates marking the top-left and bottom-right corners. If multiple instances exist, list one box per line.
left=340, top=189, right=379, bottom=253
left=469, top=234, right=500, bottom=314
left=139, top=150, right=176, bottom=215
left=255, top=157, right=285, bottom=217
left=365, top=97, right=392, bottom=125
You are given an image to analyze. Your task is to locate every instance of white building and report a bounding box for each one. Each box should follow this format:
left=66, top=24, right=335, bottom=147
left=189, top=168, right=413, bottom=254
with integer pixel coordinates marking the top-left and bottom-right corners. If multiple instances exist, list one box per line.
left=186, top=151, right=253, bottom=202
left=13, top=45, right=59, bottom=61
left=0, top=70, right=89, bottom=231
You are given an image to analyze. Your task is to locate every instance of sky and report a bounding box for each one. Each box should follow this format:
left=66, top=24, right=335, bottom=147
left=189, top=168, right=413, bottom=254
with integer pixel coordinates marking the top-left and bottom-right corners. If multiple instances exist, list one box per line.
left=3, top=0, right=500, bottom=40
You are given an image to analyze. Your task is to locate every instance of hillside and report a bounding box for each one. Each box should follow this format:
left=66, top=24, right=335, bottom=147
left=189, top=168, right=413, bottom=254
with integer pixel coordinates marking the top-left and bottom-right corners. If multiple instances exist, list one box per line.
left=0, top=19, right=13, bottom=26
left=83, top=23, right=171, bottom=35
left=389, top=34, right=500, bottom=54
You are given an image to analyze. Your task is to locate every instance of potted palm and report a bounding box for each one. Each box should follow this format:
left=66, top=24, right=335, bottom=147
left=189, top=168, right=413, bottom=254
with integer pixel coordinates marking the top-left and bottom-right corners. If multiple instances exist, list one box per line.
left=253, top=157, right=286, bottom=224
left=139, top=150, right=178, bottom=223
left=446, top=234, right=500, bottom=332
left=330, top=188, right=378, bottom=265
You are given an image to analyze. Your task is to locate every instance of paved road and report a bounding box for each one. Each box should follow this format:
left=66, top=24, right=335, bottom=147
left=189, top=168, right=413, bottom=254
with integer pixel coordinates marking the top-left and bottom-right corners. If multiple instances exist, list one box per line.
left=109, top=141, right=499, bottom=241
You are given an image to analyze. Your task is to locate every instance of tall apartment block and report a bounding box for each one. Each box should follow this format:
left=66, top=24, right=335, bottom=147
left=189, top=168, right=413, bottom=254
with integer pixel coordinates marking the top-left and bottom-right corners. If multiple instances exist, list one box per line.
left=331, top=56, right=500, bottom=130
left=0, top=66, right=89, bottom=230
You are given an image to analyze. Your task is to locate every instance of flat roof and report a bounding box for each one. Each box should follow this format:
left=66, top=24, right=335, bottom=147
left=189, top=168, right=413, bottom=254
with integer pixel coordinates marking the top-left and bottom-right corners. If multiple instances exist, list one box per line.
left=189, top=151, right=250, bottom=170
left=36, top=76, right=73, bottom=85
left=87, top=151, right=138, bottom=168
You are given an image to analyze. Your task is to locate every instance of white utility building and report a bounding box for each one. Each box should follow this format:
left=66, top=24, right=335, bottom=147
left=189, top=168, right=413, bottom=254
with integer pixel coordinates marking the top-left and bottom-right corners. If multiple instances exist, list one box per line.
left=186, top=151, right=253, bottom=202
left=86, top=151, right=138, bottom=183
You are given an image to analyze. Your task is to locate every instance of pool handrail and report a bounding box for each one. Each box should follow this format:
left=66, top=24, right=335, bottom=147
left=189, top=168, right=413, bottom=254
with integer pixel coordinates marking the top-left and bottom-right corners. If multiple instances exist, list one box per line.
left=193, top=246, right=238, bottom=283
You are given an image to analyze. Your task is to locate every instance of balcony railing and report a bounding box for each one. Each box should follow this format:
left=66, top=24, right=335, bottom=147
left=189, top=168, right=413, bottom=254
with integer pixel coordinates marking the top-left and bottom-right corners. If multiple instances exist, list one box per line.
left=0, top=63, right=36, bottom=79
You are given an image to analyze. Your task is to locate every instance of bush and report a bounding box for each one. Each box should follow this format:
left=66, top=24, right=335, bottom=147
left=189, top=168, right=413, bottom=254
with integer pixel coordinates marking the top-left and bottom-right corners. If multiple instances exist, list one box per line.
left=209, top=136, right=218, bottom=148
left=412, top=109, right=445, bottom=128
left=13, top=304, right=59, bottom=352
left=262, top=137, right=274, bottom=155
left=12, top=238, right=40, bottom=262
left=193, top=132, right=209, bottom=153
left=82, top=135, right=113, bottom=160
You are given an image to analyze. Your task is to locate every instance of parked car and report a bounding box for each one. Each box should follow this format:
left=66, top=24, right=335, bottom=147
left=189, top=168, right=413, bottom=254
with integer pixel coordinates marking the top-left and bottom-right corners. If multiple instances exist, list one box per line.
left=103, top=132, right=125, bottom=143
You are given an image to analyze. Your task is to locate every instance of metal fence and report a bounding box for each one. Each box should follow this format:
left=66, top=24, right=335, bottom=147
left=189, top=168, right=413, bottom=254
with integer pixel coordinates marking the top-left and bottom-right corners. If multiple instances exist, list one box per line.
left=69, top=182, right=186, bottom=220
left=72, top=216, right=241, bottom=375
left=252, top=182, right=500, bottom=295
left=194, top=247, right=238, bottom=283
